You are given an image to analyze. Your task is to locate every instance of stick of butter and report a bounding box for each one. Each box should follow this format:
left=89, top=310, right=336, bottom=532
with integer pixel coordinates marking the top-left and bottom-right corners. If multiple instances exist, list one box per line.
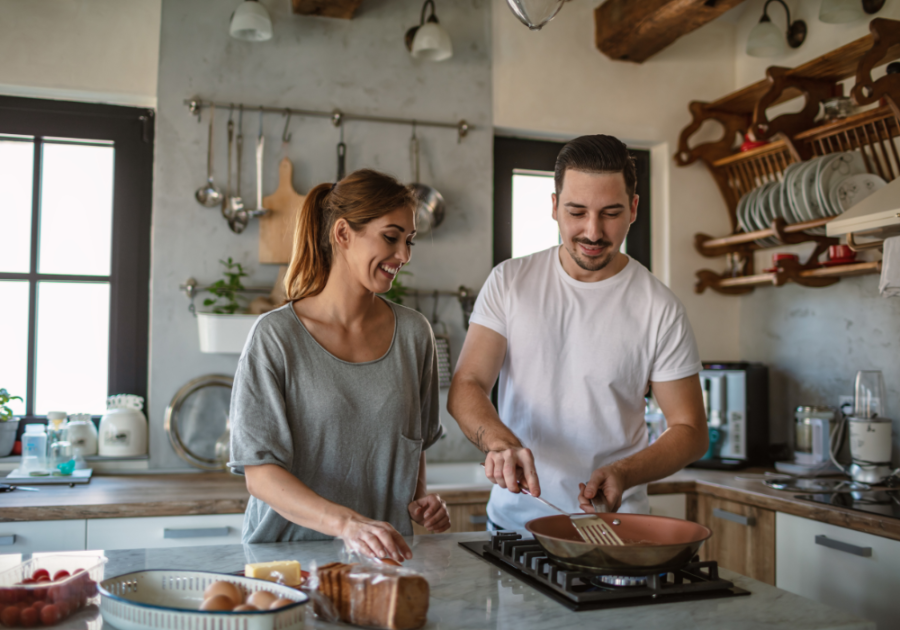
left=245, top=560, right=303, bottom=586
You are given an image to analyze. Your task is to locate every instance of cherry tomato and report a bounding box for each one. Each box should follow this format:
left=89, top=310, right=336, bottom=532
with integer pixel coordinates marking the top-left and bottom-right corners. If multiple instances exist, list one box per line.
left=1, top=605, right=20, bottom=627
left=82, top=580, right=98, bottom=598
left=51, top=571, right=69, bottom=583
left=20, top=580, right=34, bottom=586
left=55, top=600, right=70, bottom=619
left=29, top=602, right=45, bottom=614
left=72, top=569, right=85, bottom=575
left=19, top=607, right=37, bottom=628
left=0, top=589, right=13, bottom=605
left=30, top=570, right=49, bottom=582
left=39, top=604, right=60, bottom=627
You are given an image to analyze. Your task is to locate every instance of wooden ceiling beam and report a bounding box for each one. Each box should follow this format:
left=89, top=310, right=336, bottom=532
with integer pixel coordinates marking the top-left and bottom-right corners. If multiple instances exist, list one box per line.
left=291, top=0, right=364, bottom=20
left=595, top=0, right=748, bottom=64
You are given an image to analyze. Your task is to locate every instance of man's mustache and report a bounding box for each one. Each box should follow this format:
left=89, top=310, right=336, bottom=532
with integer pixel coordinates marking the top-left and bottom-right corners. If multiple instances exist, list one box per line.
left=573, top=238, right=613, bottom=248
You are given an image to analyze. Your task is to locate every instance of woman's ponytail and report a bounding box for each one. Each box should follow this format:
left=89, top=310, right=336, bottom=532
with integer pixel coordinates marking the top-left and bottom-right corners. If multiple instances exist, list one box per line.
left=284, top=183, right=333, bottom=300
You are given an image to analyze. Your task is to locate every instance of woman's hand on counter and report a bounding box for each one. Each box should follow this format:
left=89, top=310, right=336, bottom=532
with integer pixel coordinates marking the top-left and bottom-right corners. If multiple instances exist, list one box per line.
left=408, top=494, right=450, bottom=532
left=338, top=515, right=413, bottom=563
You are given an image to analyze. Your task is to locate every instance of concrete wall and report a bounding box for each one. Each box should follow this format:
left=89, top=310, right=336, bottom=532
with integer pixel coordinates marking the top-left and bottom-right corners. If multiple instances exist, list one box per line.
left=149, top=0, right=491, bottom=468
left=0, top=0, right=160, bottom=106
left=492, top=0, right=741, bottom=361
left=734, top=0, right=900, bottom=460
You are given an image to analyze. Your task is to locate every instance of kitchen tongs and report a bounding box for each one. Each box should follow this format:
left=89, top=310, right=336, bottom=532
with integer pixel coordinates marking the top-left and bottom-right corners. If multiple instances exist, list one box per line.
left=521, top=488, right=624, bottom=546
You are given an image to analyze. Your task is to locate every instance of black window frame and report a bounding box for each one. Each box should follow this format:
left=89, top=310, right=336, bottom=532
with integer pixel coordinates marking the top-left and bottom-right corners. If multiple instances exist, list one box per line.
left=493, top=135, right=651, bottom=270
left=0, top=95, right=154, bottom=418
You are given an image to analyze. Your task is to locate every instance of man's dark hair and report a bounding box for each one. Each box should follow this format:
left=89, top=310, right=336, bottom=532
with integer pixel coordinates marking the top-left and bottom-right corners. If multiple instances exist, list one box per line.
left=554, top=134, right=636, bottom=199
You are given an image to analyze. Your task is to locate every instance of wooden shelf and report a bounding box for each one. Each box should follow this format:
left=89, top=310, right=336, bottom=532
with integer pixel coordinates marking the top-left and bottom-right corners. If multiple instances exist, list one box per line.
left=696, top=261, right=882, bottom=295
left=707, top=33, right=899, bottom=116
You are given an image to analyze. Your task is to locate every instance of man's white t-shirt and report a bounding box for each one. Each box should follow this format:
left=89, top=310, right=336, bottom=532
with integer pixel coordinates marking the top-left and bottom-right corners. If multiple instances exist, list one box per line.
left=469, top=246, right=702, bottom=530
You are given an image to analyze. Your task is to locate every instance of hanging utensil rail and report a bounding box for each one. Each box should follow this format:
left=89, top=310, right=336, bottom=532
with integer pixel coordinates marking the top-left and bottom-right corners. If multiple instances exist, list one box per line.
left=186, top=98, right=472, bottom=140
left=180, top=277, right=477, bottom=324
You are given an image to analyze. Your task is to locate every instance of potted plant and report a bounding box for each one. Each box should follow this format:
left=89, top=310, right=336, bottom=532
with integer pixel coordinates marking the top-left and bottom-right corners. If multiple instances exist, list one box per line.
left=0, top=388, right=22, bottom=457
left=196, top=257, right=261, bottom=354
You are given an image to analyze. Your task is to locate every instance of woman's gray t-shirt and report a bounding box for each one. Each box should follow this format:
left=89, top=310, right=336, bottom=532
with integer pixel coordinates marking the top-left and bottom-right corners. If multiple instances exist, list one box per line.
left=228, top=300, right=443, bottom=544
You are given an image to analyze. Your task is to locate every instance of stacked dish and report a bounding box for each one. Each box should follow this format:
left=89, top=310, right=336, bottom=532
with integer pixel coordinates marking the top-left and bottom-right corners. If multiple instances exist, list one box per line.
left=736, top=151, right=886, bottom=244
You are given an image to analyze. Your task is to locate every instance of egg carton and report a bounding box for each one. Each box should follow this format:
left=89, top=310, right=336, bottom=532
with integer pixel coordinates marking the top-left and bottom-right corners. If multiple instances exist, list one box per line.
left=99, top=570, right=308, bottom=630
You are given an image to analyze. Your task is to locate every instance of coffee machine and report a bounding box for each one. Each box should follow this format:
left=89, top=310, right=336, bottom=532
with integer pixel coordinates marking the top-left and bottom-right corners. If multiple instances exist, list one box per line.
left=690, top=362, right=769, bottom=470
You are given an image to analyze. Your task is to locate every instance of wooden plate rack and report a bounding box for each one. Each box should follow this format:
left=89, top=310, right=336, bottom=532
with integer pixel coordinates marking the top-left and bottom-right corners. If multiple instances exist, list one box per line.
left=675, top=18, right=900, bottom=295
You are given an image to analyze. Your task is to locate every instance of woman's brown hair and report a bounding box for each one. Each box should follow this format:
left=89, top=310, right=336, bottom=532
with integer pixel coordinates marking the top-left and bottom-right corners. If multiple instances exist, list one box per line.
left=284, top=168, right=417, bottom=300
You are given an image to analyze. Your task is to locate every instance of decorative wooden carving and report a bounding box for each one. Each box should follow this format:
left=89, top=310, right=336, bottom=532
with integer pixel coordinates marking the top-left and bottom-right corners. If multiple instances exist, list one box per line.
left=850, top=18, right=900, bottom=107
left=751, top=67, right=839, bottom=142
left=291, top=0, right=363, bottom=19
left=674, top=102, right=749, bottom=167
left=695, top=270, right=758, bottom=296
left=594, top=0, right=748, bottom=64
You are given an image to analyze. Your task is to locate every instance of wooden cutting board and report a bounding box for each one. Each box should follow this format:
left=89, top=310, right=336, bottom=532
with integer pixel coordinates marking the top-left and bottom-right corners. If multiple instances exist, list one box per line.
left=259, top=157, right=306, bottom=264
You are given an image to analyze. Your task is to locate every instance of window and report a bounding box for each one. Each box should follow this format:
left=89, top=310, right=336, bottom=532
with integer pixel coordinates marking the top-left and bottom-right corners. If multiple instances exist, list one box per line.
left=0, top=96, right=153, bottom=417
left=494, top=136, right=651, bottom=269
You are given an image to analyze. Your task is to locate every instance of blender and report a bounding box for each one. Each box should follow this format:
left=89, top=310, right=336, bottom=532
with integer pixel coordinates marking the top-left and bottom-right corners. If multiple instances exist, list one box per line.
left=847, top=371, right=895, bottom=484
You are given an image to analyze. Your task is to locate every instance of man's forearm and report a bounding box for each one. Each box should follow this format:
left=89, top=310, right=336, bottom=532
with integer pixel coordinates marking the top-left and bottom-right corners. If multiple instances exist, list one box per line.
left=612, top=424, right=707, bottom=490
left=448, top=376, right=521, bottom=453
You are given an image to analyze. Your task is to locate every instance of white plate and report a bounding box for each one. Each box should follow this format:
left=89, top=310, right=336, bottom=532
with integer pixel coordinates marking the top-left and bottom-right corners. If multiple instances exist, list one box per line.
left=818, top=152, right=867, bottom=216
left=780, top=163, right=803, bottom=224
left=801, top=156, right=826, bottom=222
left=750, top=182, right=773, bottom=232
left=784, top=161, right=809, bottom=224
left=736, top=188, right=755, bottom=234
left=831, top=173, right=887, bottom=213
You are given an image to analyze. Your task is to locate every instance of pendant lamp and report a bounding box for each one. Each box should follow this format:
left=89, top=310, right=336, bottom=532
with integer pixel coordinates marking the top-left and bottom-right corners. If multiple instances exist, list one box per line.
left=819, top=0, right=884, bottom=24
left=506, top=0, right=569, bottom=31
left=230, top=0, right=273, bottom=42
left=746, top=0, right=806, bottom=58
left=405, top=0, right=453, bottom=62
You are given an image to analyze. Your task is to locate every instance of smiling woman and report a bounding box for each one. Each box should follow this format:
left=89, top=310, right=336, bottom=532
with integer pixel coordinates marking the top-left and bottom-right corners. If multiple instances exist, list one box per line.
left=228, top=168, right=452, bottom=561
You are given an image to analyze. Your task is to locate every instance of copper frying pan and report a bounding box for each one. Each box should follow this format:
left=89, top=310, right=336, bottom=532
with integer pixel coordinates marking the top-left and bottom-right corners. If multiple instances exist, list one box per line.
left=525, top=514, right=711, bottom=575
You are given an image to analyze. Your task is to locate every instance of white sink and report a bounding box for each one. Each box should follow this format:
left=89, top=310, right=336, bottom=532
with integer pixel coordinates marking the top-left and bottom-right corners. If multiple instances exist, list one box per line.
left=425, top=462, right=492, bottom=490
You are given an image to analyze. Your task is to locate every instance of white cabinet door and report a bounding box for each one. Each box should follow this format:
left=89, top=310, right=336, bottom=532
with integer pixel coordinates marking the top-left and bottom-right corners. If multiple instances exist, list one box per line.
left=86, top=514, right=245, bottom=550
left=776, top=512, right=900, bottom=630
left=0, top=520, right=86, bottom=553
left=648, top=493, right=686, bottom=520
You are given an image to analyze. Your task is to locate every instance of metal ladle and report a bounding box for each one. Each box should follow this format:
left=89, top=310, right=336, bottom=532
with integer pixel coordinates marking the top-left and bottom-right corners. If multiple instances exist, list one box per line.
left=195, top=104, right=224, bottom=208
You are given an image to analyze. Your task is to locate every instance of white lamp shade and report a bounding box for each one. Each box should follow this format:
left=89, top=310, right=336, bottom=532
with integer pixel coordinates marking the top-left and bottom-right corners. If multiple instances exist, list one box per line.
left=230, top=1, right=273, bottom=42
left=819, top=0, right=865, bottom=24
left=746, top=20, right=785, bottom=58
left=412, top=22, right=453, bottom=61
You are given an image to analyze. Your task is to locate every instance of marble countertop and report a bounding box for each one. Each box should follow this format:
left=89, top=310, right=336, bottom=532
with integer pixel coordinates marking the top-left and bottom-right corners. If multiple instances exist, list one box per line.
left=28, top=532, right=873, bottom=630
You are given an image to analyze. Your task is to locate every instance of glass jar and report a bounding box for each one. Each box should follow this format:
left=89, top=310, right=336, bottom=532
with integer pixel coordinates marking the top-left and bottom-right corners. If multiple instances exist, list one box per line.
left=794, top=406, right=835, bottom=458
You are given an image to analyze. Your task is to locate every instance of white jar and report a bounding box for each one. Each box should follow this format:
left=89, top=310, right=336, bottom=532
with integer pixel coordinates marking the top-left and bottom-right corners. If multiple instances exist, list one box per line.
left=99, top=395, right=148, bottom=457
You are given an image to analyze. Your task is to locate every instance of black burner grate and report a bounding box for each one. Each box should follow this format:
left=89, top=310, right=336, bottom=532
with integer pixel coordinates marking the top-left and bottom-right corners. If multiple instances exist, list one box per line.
left=459, top=532, right=750, bottom=611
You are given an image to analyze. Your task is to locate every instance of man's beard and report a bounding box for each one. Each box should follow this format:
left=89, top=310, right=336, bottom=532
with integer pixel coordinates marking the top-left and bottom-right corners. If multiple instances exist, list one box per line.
left=564, top=237, right=617, bottom=272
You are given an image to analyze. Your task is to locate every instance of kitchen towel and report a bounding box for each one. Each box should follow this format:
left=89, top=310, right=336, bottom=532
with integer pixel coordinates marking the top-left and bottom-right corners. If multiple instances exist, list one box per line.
left=879, top=235, right=900, bottom=298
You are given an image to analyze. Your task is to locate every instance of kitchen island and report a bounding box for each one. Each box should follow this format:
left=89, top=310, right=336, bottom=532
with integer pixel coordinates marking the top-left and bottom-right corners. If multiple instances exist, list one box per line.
left=23, top=531, right=874, bottom=630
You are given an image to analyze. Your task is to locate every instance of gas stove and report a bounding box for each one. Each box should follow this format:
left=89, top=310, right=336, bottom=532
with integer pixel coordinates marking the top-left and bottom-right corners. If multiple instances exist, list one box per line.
left=460, top=531, right=749, bottom=611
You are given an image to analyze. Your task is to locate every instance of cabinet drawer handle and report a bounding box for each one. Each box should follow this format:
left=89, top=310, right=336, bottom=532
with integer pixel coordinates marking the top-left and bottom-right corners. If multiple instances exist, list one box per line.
left=163, top=526, right=230, bottom=539
left=0, top=535, right=15, bottom=546
left=713, top=508, right=755, bottom=527
left=469, top=515, right=488, bottom=525
left=815, top=535, right=872, bottom=558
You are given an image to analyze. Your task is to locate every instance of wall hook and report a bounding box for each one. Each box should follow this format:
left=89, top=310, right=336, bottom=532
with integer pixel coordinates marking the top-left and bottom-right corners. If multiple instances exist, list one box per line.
left=331, top=109, right=343, bottom=127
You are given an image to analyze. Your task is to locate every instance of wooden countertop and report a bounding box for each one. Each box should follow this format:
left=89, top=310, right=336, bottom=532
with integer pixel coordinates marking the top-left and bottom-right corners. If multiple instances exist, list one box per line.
left=0, top=473, right=249, bottom=522
left=2, top=469, right=897, bottom=543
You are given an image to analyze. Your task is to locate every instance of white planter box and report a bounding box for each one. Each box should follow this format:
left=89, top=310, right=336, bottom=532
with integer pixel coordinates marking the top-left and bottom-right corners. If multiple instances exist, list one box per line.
left=196, top=313, right=259, bottom=354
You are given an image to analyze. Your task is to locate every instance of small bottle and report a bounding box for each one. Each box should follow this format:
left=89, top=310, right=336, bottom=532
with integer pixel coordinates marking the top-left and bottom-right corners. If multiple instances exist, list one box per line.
left=46, top=413, right=74, bottom=475
left=21, top=424, right=48, bottom=474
